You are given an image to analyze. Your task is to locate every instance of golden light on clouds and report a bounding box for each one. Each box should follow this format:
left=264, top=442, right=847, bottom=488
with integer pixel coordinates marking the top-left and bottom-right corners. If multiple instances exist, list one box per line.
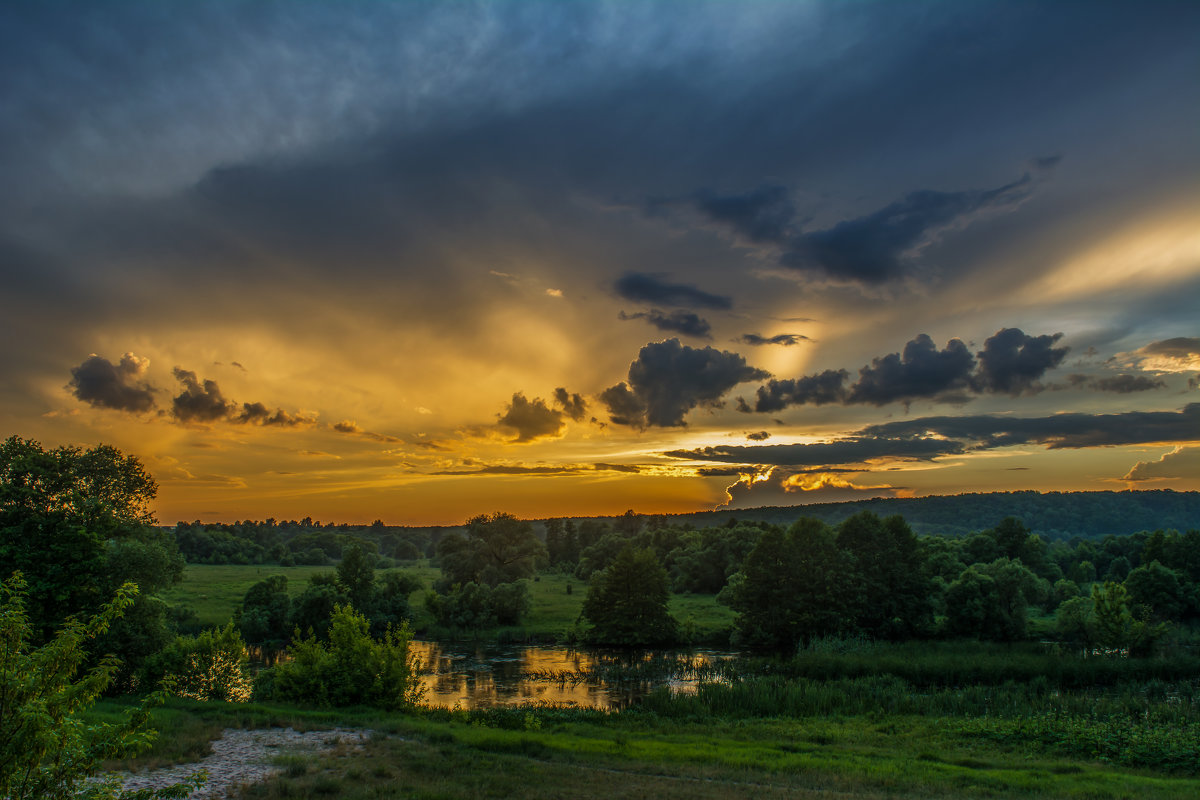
left=1024, top=211, right=1200, bottom=303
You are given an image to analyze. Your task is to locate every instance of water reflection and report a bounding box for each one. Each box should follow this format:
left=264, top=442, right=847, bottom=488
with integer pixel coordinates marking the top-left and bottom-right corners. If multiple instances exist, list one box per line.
left=410, top=641, right=732, bottom=710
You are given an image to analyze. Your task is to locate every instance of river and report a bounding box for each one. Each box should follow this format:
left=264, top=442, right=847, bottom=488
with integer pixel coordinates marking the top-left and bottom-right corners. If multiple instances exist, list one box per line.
left=410, top=641, right=734, bottom=709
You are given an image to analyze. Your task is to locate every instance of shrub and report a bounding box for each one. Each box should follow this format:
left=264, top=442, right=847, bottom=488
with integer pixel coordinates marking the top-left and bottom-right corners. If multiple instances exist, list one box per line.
left=266, top=605, right=424, bottom=709
left=148, top=623, right=252, bottom=703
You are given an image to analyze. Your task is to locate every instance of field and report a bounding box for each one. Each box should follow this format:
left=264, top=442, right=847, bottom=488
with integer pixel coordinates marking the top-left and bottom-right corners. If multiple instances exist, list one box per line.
left=162, top=562, right=735, bottom=640
left=96, top=693, right=1200, bottom=800
left=143, top=564, right=1198, bottom=798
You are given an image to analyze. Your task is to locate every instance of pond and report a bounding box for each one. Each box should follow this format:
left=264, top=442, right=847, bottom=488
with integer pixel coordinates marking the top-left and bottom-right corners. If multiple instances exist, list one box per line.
left=410, top=641, right=735, bottom=710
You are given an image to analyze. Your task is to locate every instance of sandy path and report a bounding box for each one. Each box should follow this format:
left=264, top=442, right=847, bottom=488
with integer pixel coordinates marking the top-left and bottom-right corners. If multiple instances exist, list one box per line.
left=115, top=727, right=373, bottom=799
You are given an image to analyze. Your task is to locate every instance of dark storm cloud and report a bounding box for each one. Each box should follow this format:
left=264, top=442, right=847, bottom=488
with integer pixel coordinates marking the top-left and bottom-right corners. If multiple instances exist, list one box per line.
left=740, top=333, right=810, bottom=346
left=496, top=393, right=565, bottom=443
left=171, top=368, right=312, bottom=427
left=619, top=309, right=711, bottom=338
left=553, top=388, right=588, bottom=422
left=972, top=328, right=1069, bottom=395
left=602, top=339, right=769, bottom=428
left=613, top=273, right=732, bottom=311
left=745, top=328, right=1065, bottom=413
left=1060, top=374, right=1167, bottom=394
left=67, top=353, right=157, bottom=413
left=172, top=368, right=234, bottom=423
left=748, top=370, right=850, bottom=413
left=848, top=334, right=975, bottom=406
left=666, top=436, right=961, bottom=467
left=780, top=174, right=1040, bottom=284
left=861, top=404, right=1200, bottom=450
left=235, top=402, right=314, bottom=427
left=693, top=183, right=796, bottom=244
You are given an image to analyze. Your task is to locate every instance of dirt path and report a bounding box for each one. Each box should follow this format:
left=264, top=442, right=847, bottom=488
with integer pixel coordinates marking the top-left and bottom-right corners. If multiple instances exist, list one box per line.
left=115, top=727, right=373, bottom=799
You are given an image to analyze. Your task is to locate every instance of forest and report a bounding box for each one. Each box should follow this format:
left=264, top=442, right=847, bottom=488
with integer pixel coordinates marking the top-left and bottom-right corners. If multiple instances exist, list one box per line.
left=4, top=436, right=1200, bottom=799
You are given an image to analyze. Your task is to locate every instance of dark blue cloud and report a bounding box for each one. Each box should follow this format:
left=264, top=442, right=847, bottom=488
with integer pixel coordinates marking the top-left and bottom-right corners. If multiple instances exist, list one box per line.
left=619, top=309, right=711, bottom=339
left=972, top=328, right=1069, bottom=395
left=602, top=339, right=769, bottom=428
left=613, top=273, right=732, bottom=311
left=694, top=184, right=795, bottom=244
left=740, top=333, right=810, bottom=346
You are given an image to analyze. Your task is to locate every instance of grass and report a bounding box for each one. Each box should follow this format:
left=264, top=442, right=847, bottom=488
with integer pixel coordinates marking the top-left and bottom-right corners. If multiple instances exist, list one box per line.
left=162, top=563, right=441, bottom=629
left=165, top=563, right=735, bottom=642
left=95, top=697, right=1200, bottom=799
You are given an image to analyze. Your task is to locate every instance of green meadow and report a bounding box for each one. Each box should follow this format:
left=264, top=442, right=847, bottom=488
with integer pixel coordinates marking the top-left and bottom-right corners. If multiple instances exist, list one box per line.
left=163, top=562, right=735, bottom=640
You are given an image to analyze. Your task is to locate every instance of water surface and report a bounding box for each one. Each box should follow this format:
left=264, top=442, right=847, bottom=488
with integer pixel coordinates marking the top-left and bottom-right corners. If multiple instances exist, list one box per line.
left=410, top=641, right=732, bottom=709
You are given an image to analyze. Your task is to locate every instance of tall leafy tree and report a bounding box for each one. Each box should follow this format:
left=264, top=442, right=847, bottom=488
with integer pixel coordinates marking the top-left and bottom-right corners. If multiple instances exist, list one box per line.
left=0, top=437, right=183, bottom=683
left=436, top=512, right=546, bottom=588
left=835, top=512, right=935, bottom=639
left=723, top=519, right=855, bottom=652
left=582, top=546, right=677, bottom=646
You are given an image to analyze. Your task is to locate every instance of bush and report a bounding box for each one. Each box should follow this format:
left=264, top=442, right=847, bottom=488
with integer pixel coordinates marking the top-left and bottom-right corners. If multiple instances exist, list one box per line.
left=145, top=623, right=252, bottom=703
left=265, top=605, right=424, bottom=709
left=0, top=572, right=203, bottom=799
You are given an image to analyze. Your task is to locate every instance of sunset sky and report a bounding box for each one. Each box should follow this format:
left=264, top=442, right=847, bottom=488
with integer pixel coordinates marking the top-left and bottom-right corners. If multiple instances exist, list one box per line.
left=2, top=1, right=1198, bottom=526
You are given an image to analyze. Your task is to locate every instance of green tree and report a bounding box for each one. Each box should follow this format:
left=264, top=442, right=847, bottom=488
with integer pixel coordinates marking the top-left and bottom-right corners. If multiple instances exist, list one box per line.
left=582, top=546, right=677, bottom=646
left=723, top=519, right=855, bottom=652
left=436, top=512, right=546, bottom=588
left=943, top=559, right=1043, bottom=640
left=236, top=575, right=291, bottom=646
left=835, top=513, right=935, bottom=639
left=288, top=574, right=347, bottom=640
left=337, top=543, right=375, bottom=610
left=0, top=437, right=183, bottom=685
left=0, top=573, right=202, bottom=799
left=1124, top=561, right=1187, bottom=622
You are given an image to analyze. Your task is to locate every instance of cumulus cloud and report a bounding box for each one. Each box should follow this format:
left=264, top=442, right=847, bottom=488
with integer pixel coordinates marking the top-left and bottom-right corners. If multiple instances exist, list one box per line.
left=613, top=273, right=732, bottom=310
left=721, top=468, right=899, bottom=510
left=235, top=402, right=314, bottom=427
left=748, top=369, right=849, bottom=413
left=972, top=328, right=1069, bottom=395
left=602, top=339, right=769, bottom=428
left=619, top=309, right=711, bottom=338
left=740, top=333, right=810, bottom=346
left=553, top=387, right=588, bottom=422
left=171, top=367, right=313, bottom=427
left=331, top=420, right=404, bottom=443
left=848, top=334, right=975, bottom=405
left=1123, top=445, right=1200, bottom=482
left=746, top=431, right=771, bottom=441
left=497, top=392, right=566, bottom=442
left=745, top=328, right=1067, bottom=413
left=68, top=352, right=156, bottom=412
left=171, top=368, right=233, bottom=423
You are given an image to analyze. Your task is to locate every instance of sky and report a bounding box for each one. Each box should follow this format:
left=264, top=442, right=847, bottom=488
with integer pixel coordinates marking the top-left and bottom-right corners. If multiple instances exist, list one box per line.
left=2, top=1, right=1198, bottom=526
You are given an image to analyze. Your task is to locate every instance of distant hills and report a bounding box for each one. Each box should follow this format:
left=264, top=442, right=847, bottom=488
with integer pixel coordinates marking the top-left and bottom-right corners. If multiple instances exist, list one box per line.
left=552, top=490, right=1200, bottom=541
